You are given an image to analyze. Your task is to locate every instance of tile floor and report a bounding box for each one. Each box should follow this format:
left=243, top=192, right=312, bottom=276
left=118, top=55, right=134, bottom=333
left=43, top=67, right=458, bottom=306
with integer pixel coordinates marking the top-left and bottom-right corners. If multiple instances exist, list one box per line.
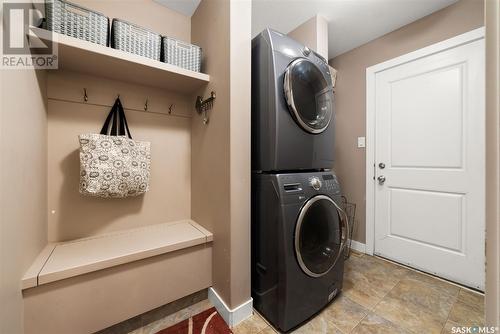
left=233, top=252, right=485, bottom=334
left=123, top=253, right=485, bottom=334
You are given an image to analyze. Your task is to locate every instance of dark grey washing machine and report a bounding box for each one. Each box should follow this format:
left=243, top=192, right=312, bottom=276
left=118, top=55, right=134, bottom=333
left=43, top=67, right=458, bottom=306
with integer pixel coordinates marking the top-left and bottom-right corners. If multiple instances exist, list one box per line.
left=252, top=171, right=349, bottom=332
left=252, top=28, right=335, bottom=172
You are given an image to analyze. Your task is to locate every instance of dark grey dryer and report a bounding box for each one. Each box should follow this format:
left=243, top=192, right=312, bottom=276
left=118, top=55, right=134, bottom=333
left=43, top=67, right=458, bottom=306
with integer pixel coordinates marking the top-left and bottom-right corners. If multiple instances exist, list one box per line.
left=252, top=28, right=335, bottom=172
left=252, top=171, right=348, bottom=332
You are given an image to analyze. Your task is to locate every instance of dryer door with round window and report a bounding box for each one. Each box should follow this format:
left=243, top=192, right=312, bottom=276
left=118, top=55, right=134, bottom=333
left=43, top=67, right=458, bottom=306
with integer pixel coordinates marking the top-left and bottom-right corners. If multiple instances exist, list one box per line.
left=295, top=195, right=347, bottom=277
left=284, top=58, right=334, bottom=134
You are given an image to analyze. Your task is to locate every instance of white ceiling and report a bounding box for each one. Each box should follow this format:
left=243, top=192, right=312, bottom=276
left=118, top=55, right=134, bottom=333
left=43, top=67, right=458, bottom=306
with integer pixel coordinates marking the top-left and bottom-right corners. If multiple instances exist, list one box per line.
left=156, top=0, right=458, bottom=59
left=153, top=0, right=202, bottom=17
left=252, top=0, right=458, bottom=59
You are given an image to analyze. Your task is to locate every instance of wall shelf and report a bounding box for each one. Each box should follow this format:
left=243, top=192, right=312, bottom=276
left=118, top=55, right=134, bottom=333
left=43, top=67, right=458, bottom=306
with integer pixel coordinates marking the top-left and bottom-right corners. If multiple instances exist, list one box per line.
left=22, top=220, right=213, bottom=289
left=29, top=27, right=210, bottom=94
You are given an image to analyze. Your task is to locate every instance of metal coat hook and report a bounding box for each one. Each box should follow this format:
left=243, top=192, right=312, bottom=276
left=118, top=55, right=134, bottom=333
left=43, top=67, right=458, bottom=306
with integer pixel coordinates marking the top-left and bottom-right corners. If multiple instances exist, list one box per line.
left=144, top=98, right=149, bottom=111
left=83, top=88, right=88, bottom=102
left=195, top=91, right=216, bottom=124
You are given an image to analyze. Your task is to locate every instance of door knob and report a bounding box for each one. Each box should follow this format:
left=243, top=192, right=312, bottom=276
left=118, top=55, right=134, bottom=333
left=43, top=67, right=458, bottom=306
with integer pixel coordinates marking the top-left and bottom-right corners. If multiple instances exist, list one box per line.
left=377, top=176, right=386, bottom=185
left=379, top=163, right=385, bottom=169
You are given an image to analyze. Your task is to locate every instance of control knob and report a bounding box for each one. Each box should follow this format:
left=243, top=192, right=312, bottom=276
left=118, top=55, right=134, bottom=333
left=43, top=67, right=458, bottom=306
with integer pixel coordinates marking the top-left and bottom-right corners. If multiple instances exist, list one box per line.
left=310, top=177, right=322, bottom=190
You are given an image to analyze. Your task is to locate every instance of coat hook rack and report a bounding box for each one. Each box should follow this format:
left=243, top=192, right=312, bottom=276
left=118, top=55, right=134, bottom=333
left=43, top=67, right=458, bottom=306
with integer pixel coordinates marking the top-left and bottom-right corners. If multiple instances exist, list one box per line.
left=195, top=91, right=216, bottom=124
left=78, top=90, right=179, bottom=117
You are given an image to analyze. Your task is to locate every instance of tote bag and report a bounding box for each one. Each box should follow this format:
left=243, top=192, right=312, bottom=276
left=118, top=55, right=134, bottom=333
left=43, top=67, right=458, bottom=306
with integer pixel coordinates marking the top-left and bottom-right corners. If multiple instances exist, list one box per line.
left=79, top=98, right=151, bottom=198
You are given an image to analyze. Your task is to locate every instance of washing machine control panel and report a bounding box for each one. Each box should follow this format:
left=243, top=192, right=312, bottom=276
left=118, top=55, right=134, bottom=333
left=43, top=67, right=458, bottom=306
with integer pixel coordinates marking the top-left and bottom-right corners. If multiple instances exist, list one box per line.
left=309, top=177, right=322, bottom=190
left=322, top=174, right=340, bottom=193
left=279, top=172, right=340, bottom=198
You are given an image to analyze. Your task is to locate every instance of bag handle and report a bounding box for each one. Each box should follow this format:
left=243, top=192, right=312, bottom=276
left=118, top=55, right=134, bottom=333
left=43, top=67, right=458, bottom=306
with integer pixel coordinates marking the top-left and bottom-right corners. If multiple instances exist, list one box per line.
left=116, top=98, right=132, bottom=139
left=100, top=99, right=118, bottom=135
left=100, top=98, right=133, bottom=139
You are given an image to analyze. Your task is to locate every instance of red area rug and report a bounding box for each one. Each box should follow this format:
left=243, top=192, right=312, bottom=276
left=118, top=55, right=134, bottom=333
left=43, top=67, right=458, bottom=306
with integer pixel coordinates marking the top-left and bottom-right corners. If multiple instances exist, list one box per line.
left=155, top=307, right=232, bottom=334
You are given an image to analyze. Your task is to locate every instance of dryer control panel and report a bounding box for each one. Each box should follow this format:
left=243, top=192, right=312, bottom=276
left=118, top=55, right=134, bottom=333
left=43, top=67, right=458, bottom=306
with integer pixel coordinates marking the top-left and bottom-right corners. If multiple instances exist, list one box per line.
left=322, top=174, right=341, bottom=194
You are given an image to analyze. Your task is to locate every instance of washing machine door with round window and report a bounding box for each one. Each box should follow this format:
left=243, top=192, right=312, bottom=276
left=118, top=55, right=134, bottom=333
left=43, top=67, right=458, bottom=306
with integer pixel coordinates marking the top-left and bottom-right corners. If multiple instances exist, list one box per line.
left=284, top=58, right=334, bottom=134
left=295, top=195, right=348, bottom=277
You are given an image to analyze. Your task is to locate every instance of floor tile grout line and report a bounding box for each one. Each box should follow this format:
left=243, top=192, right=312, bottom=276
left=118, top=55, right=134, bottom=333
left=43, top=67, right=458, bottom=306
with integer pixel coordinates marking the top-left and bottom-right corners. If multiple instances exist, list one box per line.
left=256, top=325, right=271, bottom=334
left=441, top=290, right=461, bottom=332
left=347, top=254, right=462, bottom=334
left=364, top=270, right=424, bottom=334
left=367, top=272, right=401, bottom=312
left=443, top=287, right=486, bottom=329
left=334, top=294, right=371, bottom=334
left=332, top=322, right=347, bottom=334
left=368, top=270, right=458, bottom=334
left=441, top=299, right=456, bottom=333
left=344, top=262, right=406, bottom=334
left=403, top=271, right=462, bottom=301
left=374, top=255, right=484, bottom=295
left=400, top=269, right=462, bottom=330
left=347, top=312, right=368, bottom=334
left=253, top=309, right=276, bottom=331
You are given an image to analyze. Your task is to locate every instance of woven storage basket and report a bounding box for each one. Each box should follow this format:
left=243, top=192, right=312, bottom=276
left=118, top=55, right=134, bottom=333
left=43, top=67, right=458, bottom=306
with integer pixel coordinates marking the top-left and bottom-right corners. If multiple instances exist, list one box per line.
left=111, top=19, right=161, bottom=61
left=162, top=36, right=202, bottom=72
left=45, top=0, right=108, bottom=46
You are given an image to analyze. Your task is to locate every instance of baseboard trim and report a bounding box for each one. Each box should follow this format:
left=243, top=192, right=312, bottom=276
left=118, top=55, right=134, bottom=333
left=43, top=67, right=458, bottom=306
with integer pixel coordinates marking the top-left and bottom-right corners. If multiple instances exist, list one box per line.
left=349, top=239, right=366, bottom=253
left=208, top=287, right=253, bottom=328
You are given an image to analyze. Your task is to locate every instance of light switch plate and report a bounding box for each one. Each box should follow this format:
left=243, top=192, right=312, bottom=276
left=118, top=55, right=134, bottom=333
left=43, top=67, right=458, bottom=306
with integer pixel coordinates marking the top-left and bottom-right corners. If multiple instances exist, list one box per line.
left=357, top=137, right=366, bottom=148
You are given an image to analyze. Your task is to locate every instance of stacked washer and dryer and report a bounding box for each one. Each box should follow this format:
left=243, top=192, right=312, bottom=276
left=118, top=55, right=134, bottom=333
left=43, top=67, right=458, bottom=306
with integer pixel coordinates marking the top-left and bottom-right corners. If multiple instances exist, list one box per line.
left=251, top=29, right=349, bottom=332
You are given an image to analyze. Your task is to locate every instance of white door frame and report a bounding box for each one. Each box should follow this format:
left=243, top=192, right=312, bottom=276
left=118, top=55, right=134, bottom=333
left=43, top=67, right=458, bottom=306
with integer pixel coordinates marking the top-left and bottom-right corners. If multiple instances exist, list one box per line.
left=365, top=27, right=486, bottom=256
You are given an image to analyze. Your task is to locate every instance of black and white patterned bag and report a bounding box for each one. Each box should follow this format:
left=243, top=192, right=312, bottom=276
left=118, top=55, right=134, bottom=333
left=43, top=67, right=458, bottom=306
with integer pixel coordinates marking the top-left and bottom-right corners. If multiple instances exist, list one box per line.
left=79, top=98, right=151, bottom=198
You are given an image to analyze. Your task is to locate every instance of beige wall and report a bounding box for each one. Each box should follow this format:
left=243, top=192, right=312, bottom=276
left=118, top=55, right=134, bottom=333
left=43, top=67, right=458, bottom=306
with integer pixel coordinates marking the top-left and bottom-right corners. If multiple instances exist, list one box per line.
left=288, top=15, right=329, bottom=59
left=46, top=73, right=192, bottom=241
left=485, top=0, right=500, bottom=326
left=229, top=0, right=252, bottom=309
left=329, top=0, right=484, bottom=243
left=191, top=0, right=232, bottom=308
left=191, top=0, right=251, bottom=309
left=48, top=91, right=191, bottom=241
left=0, top=41, right=48, bottom=334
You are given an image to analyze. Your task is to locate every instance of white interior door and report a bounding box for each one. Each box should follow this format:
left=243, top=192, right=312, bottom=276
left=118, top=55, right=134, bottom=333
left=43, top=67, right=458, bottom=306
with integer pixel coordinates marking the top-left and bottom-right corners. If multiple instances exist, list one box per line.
left=371, top=32, right=485, bottom=290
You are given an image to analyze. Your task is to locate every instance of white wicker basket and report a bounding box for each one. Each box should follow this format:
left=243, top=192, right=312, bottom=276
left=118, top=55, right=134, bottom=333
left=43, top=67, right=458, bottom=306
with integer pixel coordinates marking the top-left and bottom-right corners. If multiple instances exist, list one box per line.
left=162, top=36, right=202, bottom=72
left=45, top=0, right=109, bottom=46
left=111, top=19, right=161, bottom=61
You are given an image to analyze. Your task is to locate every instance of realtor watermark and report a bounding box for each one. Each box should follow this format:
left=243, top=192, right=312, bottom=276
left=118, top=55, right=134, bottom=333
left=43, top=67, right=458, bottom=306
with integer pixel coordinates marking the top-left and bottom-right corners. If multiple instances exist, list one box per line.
left=450, top=326, right=499, bottom=334
left=2, top=0, right=58, bottom=69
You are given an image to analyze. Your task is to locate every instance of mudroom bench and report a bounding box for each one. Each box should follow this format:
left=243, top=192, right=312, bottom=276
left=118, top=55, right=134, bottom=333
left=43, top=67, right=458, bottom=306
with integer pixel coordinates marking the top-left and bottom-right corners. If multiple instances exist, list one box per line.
left=21, top=220, right=213, bottom=334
